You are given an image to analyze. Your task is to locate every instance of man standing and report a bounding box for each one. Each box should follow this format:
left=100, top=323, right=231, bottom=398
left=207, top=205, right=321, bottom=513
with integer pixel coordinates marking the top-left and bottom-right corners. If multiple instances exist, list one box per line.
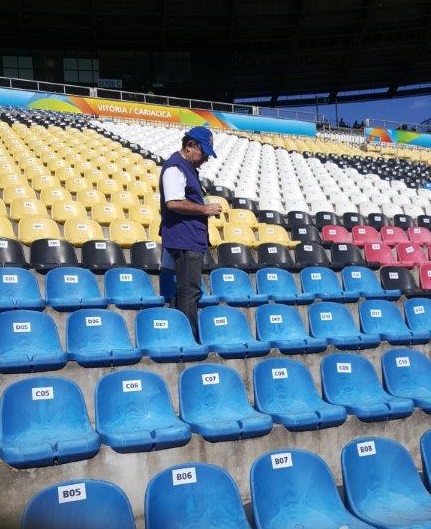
left=159, top=126, right=222, bottom=337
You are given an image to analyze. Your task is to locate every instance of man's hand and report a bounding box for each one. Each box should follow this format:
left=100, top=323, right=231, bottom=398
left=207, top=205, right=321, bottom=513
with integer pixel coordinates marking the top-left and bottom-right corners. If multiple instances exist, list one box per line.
left=204, top=202, right=223, bottom=216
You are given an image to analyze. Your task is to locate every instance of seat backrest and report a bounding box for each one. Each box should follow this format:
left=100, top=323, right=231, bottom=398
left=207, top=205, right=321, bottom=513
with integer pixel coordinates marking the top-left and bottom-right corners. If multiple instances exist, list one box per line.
left=404, top=297, right=431, bottom=331
left=30, top=238, right=79, bottom=273
left=382, top=347, right=431, bottom=398
left=109, top=219, right=147, bottom=248
left=210, top=267, right=255, bottom=298
left=232, top=197, right=258, bottom=215
left=21, top=479, right=136, bottom=529
left=81, top=240, right=126, bottom=272
left=359, top=299, right=406, bottom=334
left=46, top=266, right=103, bottom=303
left=363, top=242, right=396, bottom=264
left=380, top=225, right=409, bottom=246
left=290, top=225, right=323, bottom=244
left=217, top=242, right=258, bottom=270
left=418, top=214, right=431, bottom=229
left=255, top=267, right=299, bottom=297
left=255, top=303, right=309, bottom=341
left=198, top=305, right=254, bottom=345
left=300, top=266, right=342, bottom=295
left=256, top=242, right=294, bottom=269
left=223, top=223, right=256, bottom=246
left=343, top=211, right=366, bottom=230
left=380, top=265, right=421, bottom=292
left=294, top=242, right=331, bottom=268
left=314, top=211, right=340, bottom=231
left=104, top=267, right=158, bottom=303
left=308, top=302, right=359, bottom=338
left=341, top=265, right=383, bottom=294
left=63, top=218, right=105, bottom=247
left=286, top=210, right=313, bottom=229
left=251, top=448, right=347, bottom=529
left=408, top=226, right=431, bottom=245
left=342, top=437, right=429, bottom=518
left=0, top=237, right=28, bottom=267
left=396, top=242, right=429, bottom=265
left=330, top=242, right=366, bottom=268
left=0, top=266, right=43, bottom=303
left=367, top=212, right=390, bottom=230
left=321, top=225, right=352, bottom=244
left=18, top=217, right=62, bottom=246
left=257, top=209, right=286, bottom=227
left=352, top=225, right=382, bottom=246
left=393, top=213, right=414, bottom=229
left=145, top=462, right=251, bottom=529
left=130, top=241, right=162, bottom=273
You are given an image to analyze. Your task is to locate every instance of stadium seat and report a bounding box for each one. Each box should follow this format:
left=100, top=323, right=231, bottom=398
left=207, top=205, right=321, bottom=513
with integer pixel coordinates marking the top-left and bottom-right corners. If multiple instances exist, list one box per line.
left=255, top=303, right=327, bottom=354
left=135, top=307, right=209, bottom=362
left=45, top=266, right=108, bottom=311
left=198, top=305, right=270, bottom=359
left=0, top=376, right=100, bottom=468
left=51, top=199, right=88, bottom=223
left=300, top=266, right=359, bottom=302
left=382, top=348, right=431, bottom=412
left=251, top=448, right=373, bottom=529
left=256, top=223, right=298, bottom=248
left=30, top=238, right=79, bottom=273
left=396, top=242, right=430, bottom=268
left=109, top=219, right=147, bottom=247
left=330, top=242, right=367, bottom=270
left=227, top=208, right=258, bottom=229
left=255, top=267, right=313, bottom=304
left=81, top=239, right=127, bottom=273
left=233, top=197, right=258, bottom=215
left=358, top=299, right=429, bottom=345
left=404, top=297, right=431, bottom=334
left=210, top=267, right=268, bottom=306
left=342, top=437, right=431, bottom=528
left=393, top=213, right=415, bottom=230
left=0, top=266, right=44, bottom=311
left=308, top=302, right=380, bottom=350
left=352, top=225, right=382, bottom=246
left=179, top=363, right=272, bottom=442
left=321, top=353, right=414, bottom=422
left=216, top=242, right=259, bottom=271
left=130, top=240, right=162, bottom=273
left=314, top=211, right=340, bottom=231
left=408, top=226, right=431, bottom=245
left=0, top=309, right=67, bottom=373
left=18, top=216, right=61, bottom=245
left=63, top=218, right=105, bottom=246
left=380, top=265, right=424, bottom=298
left=256, top=242, right=296, bottom=270
left=286, top=210, right=313, bottom=229
left=343, top=211, right=367, bottom=231
left=40, top=185, right=72, bottom=208
left=104, top=267, right=164, bottom=309
left=0, top=237, right=28, bottom=267
left=145, top=462, right=251, bottom=529
left=222, top=223, right=256, bottom=246
left=420, top=430, right=431, bottom=491
left=95, top=369, right=190, bottom=453
left=66, top=308, right=141, bottom=367
left=418, top=214, right=431, bottom=229
left=91, top=202, right=125, bottom=225
left=294, top=242, right=331, bottom=269
left=258, top=209, right=287, bottom=227
left=363, top=242, right=400, bottom=267
left=0, top=218, right=17, bottom=240
left=9, top=197, right=48, bottom=221
left=367, top=212, right=390, bottom=231
left=253, top=358, right=346, bottom=431
left=321, top=225, right=352, bottom=245
left=341, top=265, right=401, bottom=300
left=21, top=479, right=136, bottom=529
left=380, top=225, right=409, bottom=246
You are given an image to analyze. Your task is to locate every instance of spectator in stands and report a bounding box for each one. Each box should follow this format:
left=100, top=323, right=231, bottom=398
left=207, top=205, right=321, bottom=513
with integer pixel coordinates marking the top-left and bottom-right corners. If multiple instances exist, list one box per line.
left=159, top=126, right=222, bottom=337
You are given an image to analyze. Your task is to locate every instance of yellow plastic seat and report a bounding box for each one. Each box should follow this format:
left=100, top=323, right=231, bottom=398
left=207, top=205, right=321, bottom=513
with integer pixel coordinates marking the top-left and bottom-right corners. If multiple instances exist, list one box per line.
left=76, top=189, right=107, bottom=209
left=65, top=176, right=92, bottom=194
left=109, top=219, right=147, bottom=247
left=96, top=178, right=122, bottom=196
left=205, top=195, right=229, bottom=228
left=91, top=202, right=125, bottom=225
left=144, top=191, right=161, bottom=212
left=0, top=199, right=7, bottom=217
left=222, top=223, right=257, bottom=246
left=100, top=162, right=120, bottom=178
left=40, top=187, right=73, bottom=208
left=0, top=217, right=16, bottom=239
left=138, top=170, right=159, bottom=190
left=110, top=190, right=140, bottom=212
left=63, top=217, right=105, bottom=246
left=208, top=218, right=223, bottom=247
left=3, top=184, right=36, bottom=205
left=83, top=167, right=104, bottom=184
left=147, top=220, right=161, bottom=243
left=0, top=173, right=28, bottom=189
left=51, top=199, right=88, bottom=223
left=10, top=198, right=49, bottom=221
left=128, top=203, right=159, bottom=227
left=18, top=216, right=61, bottom=245
left=227, top=208, right=258, bottom=229
left=31, top=173, right=61, bottom=192
left=256, top=223, right=299, bottom=248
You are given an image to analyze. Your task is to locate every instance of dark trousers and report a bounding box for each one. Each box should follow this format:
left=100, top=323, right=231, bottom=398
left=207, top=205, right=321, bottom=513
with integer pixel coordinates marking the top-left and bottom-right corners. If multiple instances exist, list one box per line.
left=169, top=249, right=204, bottom=338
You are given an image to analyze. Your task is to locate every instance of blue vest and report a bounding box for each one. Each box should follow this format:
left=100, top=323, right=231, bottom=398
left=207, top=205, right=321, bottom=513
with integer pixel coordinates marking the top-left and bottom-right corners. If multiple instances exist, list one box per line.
left=159, top=151, right=208, bottom=252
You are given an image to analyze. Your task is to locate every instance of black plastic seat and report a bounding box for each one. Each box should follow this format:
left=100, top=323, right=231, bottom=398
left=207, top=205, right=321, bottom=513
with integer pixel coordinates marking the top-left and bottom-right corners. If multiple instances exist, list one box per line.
left=286, top=210, right=313, bottom=229
left=216, top=242, right=258, bottom=271
left=294, top=242, right=331, bottom=269
left=330, top=242, right=366, bottom=271
left=258, top=210, right=287, bottom=228
left=30, top=238, right=79, bottom=274
left=314, top=211, right=341, bottom=231
left=367, top=212, right=390, bottom=231
left=342, top=212, right=366, bottom=231
left=256, top=242, right=296, bottom=270
left=417, top=215, right=431, bottom=229
left=231, top=197, right=258, bottom=215
left=0, top=238, right=29, bottom=268
left=290, top=225, right=323, bottom=245
left=380, top=265, right=424, bottom=298
left=393, top=213, right=415, bottom=230
left=208, top=185, right=233, bottom=202
left=81, top=240, right=127, bottom=273
left=130, top=241, right=162, bottom=273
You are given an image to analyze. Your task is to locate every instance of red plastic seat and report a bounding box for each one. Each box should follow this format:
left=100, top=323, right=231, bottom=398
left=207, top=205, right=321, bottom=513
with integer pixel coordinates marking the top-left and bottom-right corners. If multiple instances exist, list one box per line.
left=396, top=242, right=430, bottom=268
left=380, top=225, right=409, bottom=247
left=321, top=225, right=353, bottom=244
left=363, top=242, right=400, bottom=267
left=352, top=225, right=382, bottom=247
left=419, top=262, right=431, bottom=290
left=408, top=226, right=431, bottom=245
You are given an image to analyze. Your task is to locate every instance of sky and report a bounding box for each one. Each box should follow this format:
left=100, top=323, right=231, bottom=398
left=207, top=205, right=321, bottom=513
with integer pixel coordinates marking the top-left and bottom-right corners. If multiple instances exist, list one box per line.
left=288, top=94, right=431, bottom=129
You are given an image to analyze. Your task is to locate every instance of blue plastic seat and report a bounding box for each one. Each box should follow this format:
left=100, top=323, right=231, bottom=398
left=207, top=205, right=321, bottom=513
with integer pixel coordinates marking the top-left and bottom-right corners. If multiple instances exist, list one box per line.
left=179, top=363, right=272, bottom=442
left=382, top=348, right=431, bottom=412
left=255, top=267, right=314, bottom=304
left=0, top=376, right=100, bottom=469
left=198, top=305, right=270, bottom=359
left=341, top=265, right=401, bottom=300
left=342, top=436, right=431, bottom=529
left=135, top=307, right=209, bottom=362
left=251, top=448, right=375, bottom=529
left=104, top=267, right=164, bottom=309
left=145, top=462, right=252, bottom=529
left=66, top=308, right=141, bottom=367
left=309, top=301, right=380, bottom=350
left=0, top=309, right=67, bottom=373
left=0, top=266, right=45, bottom=311
left=300, top=266, right=359, bottom=302
left=404, top=297, right=431, bottom=334
left=46, top=266, right=108, bottom=311
left=21, top=479, right=136, bottom=529
left=359, top=299, right=429, bottom=345
left=255, top=303, right=327, bottom=354
left=420, top=430, right=431, bottom=491
left=209, top=267, right=268, bottom=307
left=253, top=358, right=346, bottom=431
left=95, top=369, right=191, bottom=453
left=199, top=277, right=219, bottom=307
left=321, top=353, right=414, bottom=422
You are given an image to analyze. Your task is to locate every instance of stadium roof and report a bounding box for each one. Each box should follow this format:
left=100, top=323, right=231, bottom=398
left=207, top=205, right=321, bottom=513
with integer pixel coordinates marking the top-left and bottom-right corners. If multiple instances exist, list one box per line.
left=1, top=0, right=431, bottom=107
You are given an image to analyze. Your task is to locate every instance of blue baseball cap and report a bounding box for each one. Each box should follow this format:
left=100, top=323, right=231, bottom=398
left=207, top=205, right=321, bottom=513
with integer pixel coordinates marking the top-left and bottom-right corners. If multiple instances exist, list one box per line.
left=187, top=126, right=217, bottom=158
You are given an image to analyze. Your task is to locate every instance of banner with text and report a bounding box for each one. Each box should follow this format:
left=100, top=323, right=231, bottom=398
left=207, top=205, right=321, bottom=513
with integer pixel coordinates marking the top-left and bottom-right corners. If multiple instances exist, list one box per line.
left=365, top=127, right=431, bottom=148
